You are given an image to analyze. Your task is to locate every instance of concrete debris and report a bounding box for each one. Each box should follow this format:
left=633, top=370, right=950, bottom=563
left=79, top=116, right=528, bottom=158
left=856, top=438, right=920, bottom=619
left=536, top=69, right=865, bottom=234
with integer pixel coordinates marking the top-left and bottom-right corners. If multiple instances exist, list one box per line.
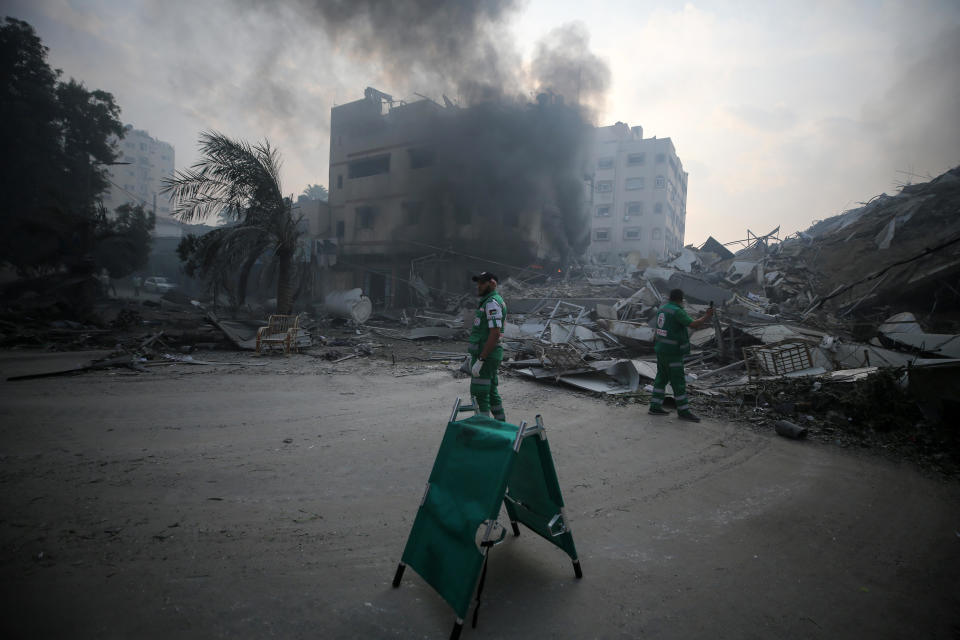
left=324, top=289, right=373, bottom=324
left=480, top=166, right=960, bottom=445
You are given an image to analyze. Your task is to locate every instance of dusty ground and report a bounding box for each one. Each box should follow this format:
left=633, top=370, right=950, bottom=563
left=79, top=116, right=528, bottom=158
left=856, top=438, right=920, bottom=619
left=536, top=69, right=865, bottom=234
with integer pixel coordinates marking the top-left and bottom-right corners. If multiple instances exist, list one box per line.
left=1, top=349, right=958, bottom=639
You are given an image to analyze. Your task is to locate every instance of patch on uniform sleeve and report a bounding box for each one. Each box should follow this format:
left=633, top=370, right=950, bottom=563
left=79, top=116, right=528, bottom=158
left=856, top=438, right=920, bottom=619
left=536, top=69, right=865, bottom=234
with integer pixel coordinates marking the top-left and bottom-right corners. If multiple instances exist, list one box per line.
left=485, top=301, right=503, bottom=328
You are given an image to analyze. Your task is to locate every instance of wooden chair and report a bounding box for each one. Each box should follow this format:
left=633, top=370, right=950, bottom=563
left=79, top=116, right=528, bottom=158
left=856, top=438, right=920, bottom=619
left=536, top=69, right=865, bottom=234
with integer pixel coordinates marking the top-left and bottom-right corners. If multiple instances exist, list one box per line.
left=255, top=314, right=300, bottom=355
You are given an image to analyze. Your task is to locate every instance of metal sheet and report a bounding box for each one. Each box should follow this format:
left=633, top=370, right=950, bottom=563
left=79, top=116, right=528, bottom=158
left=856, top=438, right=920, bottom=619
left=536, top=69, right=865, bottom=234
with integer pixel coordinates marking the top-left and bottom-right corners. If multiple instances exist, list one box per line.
left=882, top=332, right=960, bottom=358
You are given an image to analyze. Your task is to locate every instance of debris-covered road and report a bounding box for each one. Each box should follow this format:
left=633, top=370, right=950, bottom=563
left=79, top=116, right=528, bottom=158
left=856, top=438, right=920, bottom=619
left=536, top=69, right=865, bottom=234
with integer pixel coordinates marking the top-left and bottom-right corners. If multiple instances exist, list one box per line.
left=1, top=353, right=957, bottom=639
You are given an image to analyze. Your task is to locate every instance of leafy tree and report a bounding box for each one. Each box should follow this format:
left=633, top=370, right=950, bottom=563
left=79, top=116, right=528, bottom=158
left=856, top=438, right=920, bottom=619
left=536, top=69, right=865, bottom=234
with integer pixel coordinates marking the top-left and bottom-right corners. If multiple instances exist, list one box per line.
left=0, top=17, right=123, bottom=277
left=163, top=131, right=303, bottom=313
left=93, top=203, right=156, bottom=279
left=302, top=183, right=328, bottom=201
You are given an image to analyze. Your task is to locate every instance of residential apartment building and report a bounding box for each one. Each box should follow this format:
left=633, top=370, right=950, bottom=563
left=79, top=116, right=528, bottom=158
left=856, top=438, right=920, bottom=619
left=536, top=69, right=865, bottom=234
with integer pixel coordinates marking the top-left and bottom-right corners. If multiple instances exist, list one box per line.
left=324, top=87, right=568, bottom=308
left=587, top=122, right=688, bottom=264
left=103, top=125, right=178, bottom=236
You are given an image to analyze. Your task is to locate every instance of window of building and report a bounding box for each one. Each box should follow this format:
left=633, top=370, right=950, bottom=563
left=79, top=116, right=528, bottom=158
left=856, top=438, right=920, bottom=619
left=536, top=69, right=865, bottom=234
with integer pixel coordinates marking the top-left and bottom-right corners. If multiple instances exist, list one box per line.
left=503, top=210, right=519, bottom=228
left=337, top=175, right=343, bottom=189
left=655, top=175, right=665, bottom=189
left=654, top=202, right=663, bottom=214
left=627, top=153, right=645, bottom=166
left=336, top=220, right=345, bottom=237
left=407, top=147, right=435, bottom=169
left=652, top=228, right=662, bottom=240
left=348, top=154, right=390, bottom=179
left=594, top=228, right=610, bottom=241
left=597, top=157, right=614, bottom=170
left=356, top=205, right=377, bottom=229
left=625, top=202, right=643, bottom=216
left=655, top=153, right=665, bottom=163
left=595, top=252, right=609, bottom=264
left=140, top=143, right=147, bottom=151
left=402, top=201, right=422, bottom=225
left=623, top=227, right=642, bottom=240
left=625, top=177, right=644, bottom=190
left=596, top=205, right=611, bottom=217
left=595, top=180, right=613, bottom=192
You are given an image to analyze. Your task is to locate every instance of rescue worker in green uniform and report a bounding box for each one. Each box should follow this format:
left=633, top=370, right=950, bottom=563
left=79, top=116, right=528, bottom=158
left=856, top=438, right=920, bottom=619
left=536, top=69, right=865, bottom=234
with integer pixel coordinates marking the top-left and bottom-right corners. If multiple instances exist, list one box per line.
left=468, top=272, right=507, bottom=420
left=649, top=288, right=714, bottom=422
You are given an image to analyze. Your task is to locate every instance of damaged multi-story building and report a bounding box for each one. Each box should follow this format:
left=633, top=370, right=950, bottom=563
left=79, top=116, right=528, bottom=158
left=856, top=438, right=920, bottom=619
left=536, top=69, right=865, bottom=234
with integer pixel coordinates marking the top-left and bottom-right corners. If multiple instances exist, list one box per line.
left=586, top=122, right=688, bottom=265
left=318, top=87, right=592, bottom=308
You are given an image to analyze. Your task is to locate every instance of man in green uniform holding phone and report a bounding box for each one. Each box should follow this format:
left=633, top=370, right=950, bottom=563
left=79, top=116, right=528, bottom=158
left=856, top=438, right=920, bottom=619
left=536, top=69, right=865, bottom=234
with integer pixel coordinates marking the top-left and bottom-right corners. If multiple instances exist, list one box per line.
left=648, top=288, right=714, bottom=422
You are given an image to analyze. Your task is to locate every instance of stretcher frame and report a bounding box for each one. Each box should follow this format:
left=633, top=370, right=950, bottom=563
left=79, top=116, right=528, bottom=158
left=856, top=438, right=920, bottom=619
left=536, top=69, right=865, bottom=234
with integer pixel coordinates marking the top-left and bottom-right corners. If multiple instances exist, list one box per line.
left=391, top=398, right=582, bottom=639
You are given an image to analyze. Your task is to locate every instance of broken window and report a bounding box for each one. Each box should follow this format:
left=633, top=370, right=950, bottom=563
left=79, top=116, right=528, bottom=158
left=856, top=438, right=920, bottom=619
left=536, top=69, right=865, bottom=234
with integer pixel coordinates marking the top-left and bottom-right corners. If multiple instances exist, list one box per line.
left=408, top=147, right=435, bottom=169
left=596, top=180, right=613, bottom=192
left=348, top=154, right=390, bottom=179
left=626, top=202, right=643, bottom=216
left=623, top=227, right=642, bottom=240
left=627, top=153, right=645, bottom=165
left=597, top=157, right=614, bottom=170
left=626, top=177, right=644, bottom=190
left=594, top=228, right=610, bottom=241
left=356, top=206, right=377, bottom=229
left=596, top=205, right=611, bottom=217
left=655, top=175, right=665, bottom=189
left=595, top=252, right=608, bottom=263
left=336, top=220, right=345, bottom=238
left=402, top=201, right=422, bottom=225
left=652, top=227, right=662, bottom=240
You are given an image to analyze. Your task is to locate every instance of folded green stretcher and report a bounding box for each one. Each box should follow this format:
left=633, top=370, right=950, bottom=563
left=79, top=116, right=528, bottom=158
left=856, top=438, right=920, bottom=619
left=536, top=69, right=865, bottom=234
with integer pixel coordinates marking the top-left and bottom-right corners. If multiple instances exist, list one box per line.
left=392, top=397, right=581, bottom=639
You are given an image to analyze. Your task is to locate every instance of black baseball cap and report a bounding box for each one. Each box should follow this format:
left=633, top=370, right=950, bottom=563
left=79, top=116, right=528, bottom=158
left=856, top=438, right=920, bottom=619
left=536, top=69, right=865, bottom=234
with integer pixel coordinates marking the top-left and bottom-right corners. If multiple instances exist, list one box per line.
left=472, top=271, right=499, bottom=283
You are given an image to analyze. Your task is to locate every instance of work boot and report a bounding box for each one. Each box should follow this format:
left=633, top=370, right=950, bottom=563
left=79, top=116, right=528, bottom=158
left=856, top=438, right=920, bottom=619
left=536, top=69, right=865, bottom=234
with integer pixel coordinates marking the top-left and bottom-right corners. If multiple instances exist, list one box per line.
left=648, top=405, right=670, bottom=416
left=678, top=411, right=701, bottom=423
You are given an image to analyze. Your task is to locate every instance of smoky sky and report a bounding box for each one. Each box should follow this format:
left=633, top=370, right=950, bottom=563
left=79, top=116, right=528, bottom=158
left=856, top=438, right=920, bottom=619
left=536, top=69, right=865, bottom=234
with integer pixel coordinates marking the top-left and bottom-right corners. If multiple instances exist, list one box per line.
left=233, top=0, right=611, bottom=112
left=281, top=0, right=525, bottom=103
left=11, top=0, right=956, bottom=246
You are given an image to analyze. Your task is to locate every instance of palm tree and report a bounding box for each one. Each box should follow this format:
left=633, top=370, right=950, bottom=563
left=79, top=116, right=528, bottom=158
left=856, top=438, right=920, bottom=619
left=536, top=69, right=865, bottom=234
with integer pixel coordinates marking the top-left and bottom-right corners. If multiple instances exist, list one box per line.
left=302, top=183, right=328, bottom=201
left=162, top=131, right=302, bottom=313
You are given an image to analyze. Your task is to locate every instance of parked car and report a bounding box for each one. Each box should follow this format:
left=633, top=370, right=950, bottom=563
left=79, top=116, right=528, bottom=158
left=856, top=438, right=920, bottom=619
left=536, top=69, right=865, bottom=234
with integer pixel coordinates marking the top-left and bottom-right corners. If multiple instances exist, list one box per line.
left=143, top=276, right=177, bottom=294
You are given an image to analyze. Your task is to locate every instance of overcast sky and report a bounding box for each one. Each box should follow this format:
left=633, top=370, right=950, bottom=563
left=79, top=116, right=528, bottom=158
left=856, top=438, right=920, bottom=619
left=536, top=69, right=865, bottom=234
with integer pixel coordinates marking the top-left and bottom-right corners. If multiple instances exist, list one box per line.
left=7, top=0, right=960, bottom=245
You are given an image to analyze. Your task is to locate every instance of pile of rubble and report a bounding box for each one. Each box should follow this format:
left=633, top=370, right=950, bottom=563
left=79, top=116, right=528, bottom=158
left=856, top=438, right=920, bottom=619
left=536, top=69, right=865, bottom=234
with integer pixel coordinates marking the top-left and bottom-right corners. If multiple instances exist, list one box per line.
left=489, top=166, right=960, bottom=472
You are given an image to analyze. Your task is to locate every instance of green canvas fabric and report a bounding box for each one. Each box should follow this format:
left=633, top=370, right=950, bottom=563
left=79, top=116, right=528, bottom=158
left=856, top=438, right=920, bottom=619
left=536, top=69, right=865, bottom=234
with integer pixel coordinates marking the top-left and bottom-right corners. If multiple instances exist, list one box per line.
left=503, top=435, right=579, bottom=561
left=401, top=415, right=520, bottom=619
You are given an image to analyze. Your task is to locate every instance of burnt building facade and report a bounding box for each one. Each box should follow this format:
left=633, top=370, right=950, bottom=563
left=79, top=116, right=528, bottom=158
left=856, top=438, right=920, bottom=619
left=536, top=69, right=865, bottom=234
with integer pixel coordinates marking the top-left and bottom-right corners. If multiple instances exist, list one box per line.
left=322, top=87, right=590, bottom=308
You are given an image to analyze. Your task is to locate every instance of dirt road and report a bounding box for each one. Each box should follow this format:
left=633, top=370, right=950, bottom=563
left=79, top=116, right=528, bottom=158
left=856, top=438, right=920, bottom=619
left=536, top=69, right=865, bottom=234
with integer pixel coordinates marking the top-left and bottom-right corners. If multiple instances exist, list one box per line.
left=1, top=351, right=958, bottom=639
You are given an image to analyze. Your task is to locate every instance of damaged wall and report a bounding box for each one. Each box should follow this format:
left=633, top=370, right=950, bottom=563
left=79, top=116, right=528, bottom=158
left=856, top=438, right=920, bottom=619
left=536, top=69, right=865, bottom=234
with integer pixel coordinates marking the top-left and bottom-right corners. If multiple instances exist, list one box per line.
left=326, top=88, right=598, bottom=306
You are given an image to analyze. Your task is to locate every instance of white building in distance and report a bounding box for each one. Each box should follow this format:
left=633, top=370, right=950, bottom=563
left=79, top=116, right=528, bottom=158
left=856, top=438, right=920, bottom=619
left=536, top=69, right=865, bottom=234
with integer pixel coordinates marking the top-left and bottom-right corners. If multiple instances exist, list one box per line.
left=103, top=125, right=179, bottom=236
left=587, top=122, right=688, bottom=264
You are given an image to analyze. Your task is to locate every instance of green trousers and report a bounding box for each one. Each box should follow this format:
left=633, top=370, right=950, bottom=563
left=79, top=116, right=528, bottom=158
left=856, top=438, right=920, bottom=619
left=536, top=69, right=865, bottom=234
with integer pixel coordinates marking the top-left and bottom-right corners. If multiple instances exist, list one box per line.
left=470, top=355, right=504, bottom=420
left=650, top=352, right=692, bottom=414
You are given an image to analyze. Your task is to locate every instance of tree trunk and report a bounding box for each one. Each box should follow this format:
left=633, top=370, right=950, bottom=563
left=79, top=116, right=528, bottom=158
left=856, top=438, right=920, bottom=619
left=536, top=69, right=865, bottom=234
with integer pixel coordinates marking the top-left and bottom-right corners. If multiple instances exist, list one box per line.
left=275, top=247, right=295, bottom=314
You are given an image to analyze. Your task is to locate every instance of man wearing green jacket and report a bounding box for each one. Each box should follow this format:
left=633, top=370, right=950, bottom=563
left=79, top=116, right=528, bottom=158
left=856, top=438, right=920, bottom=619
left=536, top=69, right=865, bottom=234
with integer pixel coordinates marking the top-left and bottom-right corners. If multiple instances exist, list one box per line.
left=468, top=271, right=507, bottom=421
left=649, top=288, right=714, bottom=422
